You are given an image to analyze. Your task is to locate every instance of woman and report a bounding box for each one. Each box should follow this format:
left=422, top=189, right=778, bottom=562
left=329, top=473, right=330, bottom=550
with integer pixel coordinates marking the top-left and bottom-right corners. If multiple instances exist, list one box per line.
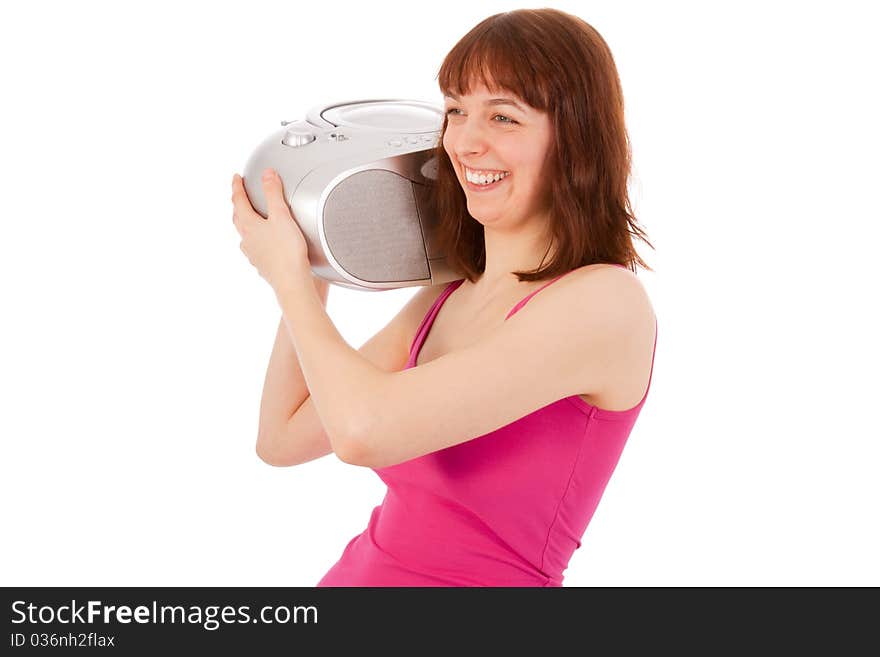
left=231, top=8, right=656, bottom=586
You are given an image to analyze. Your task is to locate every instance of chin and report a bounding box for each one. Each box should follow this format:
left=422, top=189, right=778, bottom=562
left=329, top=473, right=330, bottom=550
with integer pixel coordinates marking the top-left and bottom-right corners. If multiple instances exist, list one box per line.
left=467, top=207, right=502, bottom=225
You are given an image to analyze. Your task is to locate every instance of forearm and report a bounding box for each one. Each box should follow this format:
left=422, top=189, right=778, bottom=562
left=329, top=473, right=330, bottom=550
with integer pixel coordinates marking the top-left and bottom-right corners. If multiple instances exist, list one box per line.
left=257, top=276, right=329, bottom=444
left=274, top=269, right=388, bottom=453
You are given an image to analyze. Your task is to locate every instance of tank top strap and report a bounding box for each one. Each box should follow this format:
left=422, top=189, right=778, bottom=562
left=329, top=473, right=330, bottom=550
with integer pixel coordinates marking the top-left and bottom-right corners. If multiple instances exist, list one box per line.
left=408, top=279, right=465, bottom=356
left=504, top=264, right=631, bottom=321
left=505, top=270, right=577, bottom=320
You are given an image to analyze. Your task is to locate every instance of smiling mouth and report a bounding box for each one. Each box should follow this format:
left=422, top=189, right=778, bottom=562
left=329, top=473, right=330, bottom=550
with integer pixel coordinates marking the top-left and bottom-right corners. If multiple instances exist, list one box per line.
left=461, top=165, right=511, bottom=190
left=464, top=172, right=510, bottom=192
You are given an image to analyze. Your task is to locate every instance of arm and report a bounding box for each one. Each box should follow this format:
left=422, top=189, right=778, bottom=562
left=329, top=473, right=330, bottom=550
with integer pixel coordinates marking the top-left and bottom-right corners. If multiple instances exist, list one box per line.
left=273, top=268, right=398, bottom=462
left=260, top=277, right=448, bottom=467
left=351, top=267, right=655, bottom=468
left=275, top=264, right=653, bottom=470
left=233, top=168, right=390, bottom=460
left=255, top=274, right=329, bottom=462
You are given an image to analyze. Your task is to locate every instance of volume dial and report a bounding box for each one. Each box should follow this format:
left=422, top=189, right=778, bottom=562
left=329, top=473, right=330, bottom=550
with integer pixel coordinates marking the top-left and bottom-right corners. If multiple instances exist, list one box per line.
left=282, top=127, right=317, bottom=147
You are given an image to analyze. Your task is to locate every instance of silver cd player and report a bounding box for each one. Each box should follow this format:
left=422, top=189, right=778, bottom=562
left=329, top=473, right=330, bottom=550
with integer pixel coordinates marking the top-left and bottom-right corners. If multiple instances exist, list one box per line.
left=241, top=99, right=461, bottom=291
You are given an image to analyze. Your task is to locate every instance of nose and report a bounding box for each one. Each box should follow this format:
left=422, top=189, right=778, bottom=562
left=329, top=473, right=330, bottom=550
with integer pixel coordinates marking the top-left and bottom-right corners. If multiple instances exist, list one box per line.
left=447, top=116, right=491, bottom=162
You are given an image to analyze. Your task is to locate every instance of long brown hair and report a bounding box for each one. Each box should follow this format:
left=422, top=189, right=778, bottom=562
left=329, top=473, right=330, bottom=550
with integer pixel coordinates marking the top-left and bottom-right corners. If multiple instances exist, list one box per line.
left=429, top=8, right=654, bottom=282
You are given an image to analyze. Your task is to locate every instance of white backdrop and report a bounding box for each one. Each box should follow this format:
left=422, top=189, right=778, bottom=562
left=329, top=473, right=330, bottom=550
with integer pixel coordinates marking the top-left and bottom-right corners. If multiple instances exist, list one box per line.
left=1, top=0, right=877, bottom=587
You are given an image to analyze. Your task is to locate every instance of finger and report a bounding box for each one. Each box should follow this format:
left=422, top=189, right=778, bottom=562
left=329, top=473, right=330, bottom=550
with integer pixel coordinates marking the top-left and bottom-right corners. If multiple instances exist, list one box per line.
left=239, top=242, right=255, bottom=266
left=230, top=173, right=263, bottom=223
left=261, top=168, right=293, bottom=221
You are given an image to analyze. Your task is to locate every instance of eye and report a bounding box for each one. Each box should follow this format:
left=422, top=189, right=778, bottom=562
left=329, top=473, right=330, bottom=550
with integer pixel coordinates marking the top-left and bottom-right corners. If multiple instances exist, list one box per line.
left=444, top=108, right=518, bottom=124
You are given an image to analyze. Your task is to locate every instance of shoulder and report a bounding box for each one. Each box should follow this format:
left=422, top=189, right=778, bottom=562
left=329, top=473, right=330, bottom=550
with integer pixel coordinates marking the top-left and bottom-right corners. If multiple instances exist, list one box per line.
left=516, top=264, right=655, bottom=347
left=544, top=264, right=652, bottom=313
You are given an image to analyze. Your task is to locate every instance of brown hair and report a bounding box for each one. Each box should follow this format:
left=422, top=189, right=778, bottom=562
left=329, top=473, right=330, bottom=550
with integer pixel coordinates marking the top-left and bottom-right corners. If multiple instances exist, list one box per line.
left=429, top=8, right=654, bottom=282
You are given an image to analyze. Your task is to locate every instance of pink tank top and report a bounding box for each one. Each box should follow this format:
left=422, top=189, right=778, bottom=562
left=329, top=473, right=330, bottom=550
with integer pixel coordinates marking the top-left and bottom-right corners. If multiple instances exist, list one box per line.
left=317, top=266, right=657, bottom=586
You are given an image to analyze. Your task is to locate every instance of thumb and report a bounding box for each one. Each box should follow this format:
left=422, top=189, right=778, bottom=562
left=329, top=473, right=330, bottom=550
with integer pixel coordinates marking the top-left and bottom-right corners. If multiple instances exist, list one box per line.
left=261, top=168, right=293, bottom=221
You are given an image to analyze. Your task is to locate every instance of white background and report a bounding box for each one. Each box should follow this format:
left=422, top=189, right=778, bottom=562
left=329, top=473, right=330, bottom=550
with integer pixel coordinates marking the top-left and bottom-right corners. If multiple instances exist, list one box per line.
left=1, top=0, right=877, bottom=587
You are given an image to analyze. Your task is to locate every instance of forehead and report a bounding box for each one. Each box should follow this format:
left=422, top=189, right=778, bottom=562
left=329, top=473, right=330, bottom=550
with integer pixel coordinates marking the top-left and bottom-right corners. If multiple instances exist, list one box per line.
left=443, top=83, right=530, bottom=112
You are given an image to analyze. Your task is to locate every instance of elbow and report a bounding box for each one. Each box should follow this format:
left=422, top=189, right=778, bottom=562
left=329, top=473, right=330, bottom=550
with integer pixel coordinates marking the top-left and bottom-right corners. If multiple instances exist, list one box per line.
left=255, top=431, right=297, bottom=468
left=255, top=434, right=272, bottom=465
left=334, top=419, right=375, bottom=467
left=334, top=434, right=370, bottom=467
left=255, top=440, right=288, bottom=467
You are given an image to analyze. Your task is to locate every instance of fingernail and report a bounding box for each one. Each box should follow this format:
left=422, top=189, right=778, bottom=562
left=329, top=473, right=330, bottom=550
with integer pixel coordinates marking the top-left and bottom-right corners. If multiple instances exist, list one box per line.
left=262, top=168, right=274, bottom=181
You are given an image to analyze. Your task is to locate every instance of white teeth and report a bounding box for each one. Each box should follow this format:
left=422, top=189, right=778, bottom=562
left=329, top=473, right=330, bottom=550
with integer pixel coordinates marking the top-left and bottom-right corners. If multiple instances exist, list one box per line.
left=465, top=167, right=509, bottom=185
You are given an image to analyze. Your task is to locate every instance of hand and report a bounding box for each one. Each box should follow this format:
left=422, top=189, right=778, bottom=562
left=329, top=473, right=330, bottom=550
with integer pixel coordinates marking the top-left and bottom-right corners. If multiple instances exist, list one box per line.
left=231, top=168, right=310, bottom=293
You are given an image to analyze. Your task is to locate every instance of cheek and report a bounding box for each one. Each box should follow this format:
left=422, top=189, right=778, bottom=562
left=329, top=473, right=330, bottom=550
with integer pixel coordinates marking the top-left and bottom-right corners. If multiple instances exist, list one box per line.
left=441, top=130, right=453, bottom=155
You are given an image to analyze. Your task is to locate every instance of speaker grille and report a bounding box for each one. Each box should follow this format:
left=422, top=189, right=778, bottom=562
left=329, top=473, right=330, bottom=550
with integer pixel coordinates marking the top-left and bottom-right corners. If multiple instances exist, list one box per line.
left=323, top=170, right=430, bottom=283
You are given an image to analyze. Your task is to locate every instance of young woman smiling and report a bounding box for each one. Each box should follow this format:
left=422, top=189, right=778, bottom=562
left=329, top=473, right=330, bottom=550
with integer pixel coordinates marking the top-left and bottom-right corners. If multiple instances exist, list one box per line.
left=233, top=8, right=657, bottom=587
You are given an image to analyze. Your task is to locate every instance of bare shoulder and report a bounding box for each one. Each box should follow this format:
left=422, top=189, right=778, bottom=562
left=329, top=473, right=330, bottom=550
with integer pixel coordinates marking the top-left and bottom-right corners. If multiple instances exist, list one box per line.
left=527, top=264, right=655, bottom=337
left=570, top=264, right=653, bottom=310
left=522, top=264, right=655, bottom=403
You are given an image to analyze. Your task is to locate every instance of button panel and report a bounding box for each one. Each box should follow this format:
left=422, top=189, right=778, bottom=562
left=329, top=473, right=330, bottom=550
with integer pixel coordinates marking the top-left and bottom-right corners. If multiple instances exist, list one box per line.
left=386, top=134, right=438, bottom=148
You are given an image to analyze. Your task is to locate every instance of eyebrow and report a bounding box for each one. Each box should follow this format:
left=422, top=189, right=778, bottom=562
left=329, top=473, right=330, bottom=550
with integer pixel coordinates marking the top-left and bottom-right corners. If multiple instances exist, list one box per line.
left=443, top=93, right=526, bottom=113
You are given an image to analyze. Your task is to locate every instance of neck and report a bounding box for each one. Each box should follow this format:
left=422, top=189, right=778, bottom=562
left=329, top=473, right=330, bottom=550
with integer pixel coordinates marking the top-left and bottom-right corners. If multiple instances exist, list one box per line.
left=472, top=225, right=555, bottom=300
